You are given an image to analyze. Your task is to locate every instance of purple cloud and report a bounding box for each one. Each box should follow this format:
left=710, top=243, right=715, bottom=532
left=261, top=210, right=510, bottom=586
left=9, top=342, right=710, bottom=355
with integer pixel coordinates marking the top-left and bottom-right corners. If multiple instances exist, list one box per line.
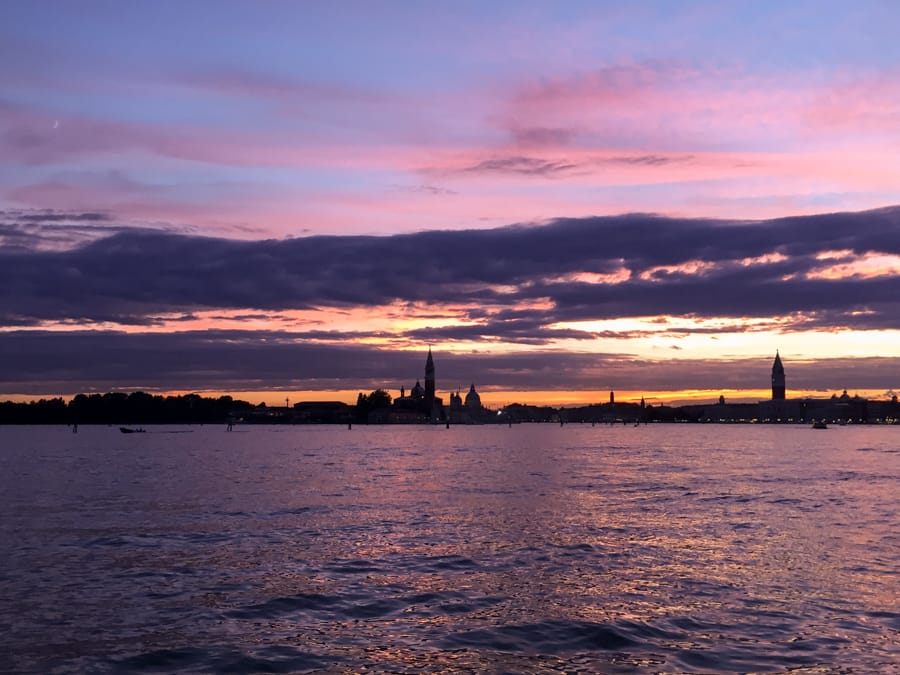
left=2, top=206, right=900, bottom=331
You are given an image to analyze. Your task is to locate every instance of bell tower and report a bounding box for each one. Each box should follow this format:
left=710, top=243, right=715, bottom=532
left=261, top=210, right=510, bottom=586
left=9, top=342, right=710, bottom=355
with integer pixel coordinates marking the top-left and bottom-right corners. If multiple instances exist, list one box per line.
left=771, top=351, right=785, bottom=400
left=425, top=347, right=435, bottom=407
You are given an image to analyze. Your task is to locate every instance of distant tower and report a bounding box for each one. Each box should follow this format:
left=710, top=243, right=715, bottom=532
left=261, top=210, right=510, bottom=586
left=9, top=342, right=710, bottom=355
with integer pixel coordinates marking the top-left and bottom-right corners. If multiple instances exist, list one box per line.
left=609, top=390, right=615, bottom=404
left=425, top=347, right=435, bottom=408
left=771, top=351, right=785, bottom=400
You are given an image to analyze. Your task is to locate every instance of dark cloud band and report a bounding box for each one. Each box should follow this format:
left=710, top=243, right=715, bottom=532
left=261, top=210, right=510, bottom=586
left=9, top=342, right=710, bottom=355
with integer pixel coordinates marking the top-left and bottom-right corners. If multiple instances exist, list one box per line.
left=1, top=329, right=897, bottom=397
left=1, top=206, right=899, bottom=331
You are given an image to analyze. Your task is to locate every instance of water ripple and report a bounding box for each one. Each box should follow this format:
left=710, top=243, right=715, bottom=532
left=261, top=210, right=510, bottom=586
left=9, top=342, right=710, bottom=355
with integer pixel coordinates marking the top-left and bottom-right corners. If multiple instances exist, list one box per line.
left=441, top=619, right=637, bottom=652
left=110, top=645, right=336, bottom=673
left=3, top=424, right=898, bottom=673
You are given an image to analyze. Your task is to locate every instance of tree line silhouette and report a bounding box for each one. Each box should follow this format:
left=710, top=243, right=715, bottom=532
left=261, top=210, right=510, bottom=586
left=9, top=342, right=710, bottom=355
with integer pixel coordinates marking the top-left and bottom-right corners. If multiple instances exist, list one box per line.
left=0, top=392, right=254, bottom=425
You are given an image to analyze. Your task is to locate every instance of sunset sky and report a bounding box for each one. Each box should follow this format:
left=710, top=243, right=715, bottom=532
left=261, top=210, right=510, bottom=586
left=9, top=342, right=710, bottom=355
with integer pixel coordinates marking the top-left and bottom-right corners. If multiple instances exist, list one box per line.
left=2, top=1, right=899, bottom=406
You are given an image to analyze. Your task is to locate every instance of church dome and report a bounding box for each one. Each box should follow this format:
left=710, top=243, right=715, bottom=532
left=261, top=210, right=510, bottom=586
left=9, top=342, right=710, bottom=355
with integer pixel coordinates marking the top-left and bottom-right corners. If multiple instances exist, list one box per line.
left=464, top=383, right=481, bottom=408
left=411, top=380, right=425, bottom=399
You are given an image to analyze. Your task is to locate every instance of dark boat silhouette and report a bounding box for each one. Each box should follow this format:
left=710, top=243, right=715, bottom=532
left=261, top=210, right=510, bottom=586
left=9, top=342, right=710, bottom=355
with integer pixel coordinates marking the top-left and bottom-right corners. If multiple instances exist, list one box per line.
left=119, top=427, right=146, bottom=434
left=811, top=421, right=828, bottom=429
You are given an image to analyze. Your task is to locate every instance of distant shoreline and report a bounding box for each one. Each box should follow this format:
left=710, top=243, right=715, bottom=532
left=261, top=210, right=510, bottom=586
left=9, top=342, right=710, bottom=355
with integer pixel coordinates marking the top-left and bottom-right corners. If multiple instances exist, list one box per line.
left=2, top=390, right=898, bottom=426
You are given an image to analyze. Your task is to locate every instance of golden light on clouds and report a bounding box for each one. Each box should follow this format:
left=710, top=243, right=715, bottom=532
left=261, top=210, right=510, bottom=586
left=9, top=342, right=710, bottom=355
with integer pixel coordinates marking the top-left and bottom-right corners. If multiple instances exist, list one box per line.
left=806, top=252, right=900, bottom=280
left=545, top=269, right=632, bottom=284
left=739, top=252, right=789, bottom=266
left=639, top=260, right=718, bottom=280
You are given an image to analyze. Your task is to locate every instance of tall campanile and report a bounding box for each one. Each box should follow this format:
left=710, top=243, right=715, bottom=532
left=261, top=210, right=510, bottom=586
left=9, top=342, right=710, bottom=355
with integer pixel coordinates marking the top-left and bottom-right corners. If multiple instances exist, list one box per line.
left=425, top=347, right=436, bottom=408
left=771, top=350, right=785, bottom=400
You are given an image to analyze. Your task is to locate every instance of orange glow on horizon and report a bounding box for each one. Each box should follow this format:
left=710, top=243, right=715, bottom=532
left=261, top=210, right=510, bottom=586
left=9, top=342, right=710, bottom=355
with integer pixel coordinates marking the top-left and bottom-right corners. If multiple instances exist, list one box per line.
left=5, top=387, right=890, bottom=409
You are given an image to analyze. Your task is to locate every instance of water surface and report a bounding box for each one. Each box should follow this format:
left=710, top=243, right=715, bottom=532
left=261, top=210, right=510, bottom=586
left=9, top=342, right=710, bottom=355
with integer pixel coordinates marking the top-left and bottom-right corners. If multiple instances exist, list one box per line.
left=1, top=424, right=898, bottom=672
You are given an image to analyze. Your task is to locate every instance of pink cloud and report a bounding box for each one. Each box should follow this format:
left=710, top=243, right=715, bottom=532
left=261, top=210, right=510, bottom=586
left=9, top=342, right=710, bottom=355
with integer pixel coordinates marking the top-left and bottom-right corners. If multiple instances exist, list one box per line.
left=803, top=69, right=900, bottom=134
left=511, top=67, right=876, bottom=152
left=0, top=98, right=425, bottom=170
left=493, top=62, right=820, bottom=153
left=4, top=57, right=900, bottom=236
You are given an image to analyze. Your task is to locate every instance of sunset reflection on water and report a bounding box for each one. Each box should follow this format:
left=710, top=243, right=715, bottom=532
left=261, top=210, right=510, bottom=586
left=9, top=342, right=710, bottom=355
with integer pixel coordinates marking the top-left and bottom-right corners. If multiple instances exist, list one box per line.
left=1, top=424, right=898, bottom=672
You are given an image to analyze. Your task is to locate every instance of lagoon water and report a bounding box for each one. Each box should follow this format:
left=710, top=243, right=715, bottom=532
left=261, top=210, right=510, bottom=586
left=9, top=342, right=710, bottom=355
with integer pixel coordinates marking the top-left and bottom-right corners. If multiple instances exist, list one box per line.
left=1, top=424, right=898, bottom=673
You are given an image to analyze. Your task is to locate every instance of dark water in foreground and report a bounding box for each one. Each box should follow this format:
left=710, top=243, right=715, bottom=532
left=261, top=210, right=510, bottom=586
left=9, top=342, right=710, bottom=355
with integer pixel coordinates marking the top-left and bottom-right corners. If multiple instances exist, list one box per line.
left=1, top=424, right=898, bottom=673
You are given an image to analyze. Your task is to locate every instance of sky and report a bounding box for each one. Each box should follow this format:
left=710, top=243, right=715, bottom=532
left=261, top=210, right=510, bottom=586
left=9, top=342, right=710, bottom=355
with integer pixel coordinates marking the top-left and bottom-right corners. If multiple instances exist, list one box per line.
left=1, top=0, right=899, bottom=406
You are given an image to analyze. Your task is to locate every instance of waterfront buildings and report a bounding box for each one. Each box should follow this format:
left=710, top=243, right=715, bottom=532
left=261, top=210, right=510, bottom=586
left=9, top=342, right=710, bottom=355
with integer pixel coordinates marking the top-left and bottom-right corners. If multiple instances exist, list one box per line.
left=358, top=349, right=898, bottom=424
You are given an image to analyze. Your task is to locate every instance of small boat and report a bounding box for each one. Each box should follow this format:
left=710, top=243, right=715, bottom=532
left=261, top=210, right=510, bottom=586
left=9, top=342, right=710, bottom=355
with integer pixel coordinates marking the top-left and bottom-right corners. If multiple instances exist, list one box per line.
left=120, top=427, right=146, bottom=434
left=811, top=421, right=828, bottom=429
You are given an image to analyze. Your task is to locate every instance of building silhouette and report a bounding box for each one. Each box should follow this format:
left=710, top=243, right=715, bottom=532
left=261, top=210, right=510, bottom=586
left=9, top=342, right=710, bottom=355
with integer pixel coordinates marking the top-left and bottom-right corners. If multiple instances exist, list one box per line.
left=771, top=350, right=785, bottom=400
left=425, top=346, right=436, bottom=413
left=364, top=348, right=898, bottom=426
left=464, top=383, right=481, bottom=410
left=391, top=347, right=443, bottom=422
left=447, top=382, right=489, bottom=424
